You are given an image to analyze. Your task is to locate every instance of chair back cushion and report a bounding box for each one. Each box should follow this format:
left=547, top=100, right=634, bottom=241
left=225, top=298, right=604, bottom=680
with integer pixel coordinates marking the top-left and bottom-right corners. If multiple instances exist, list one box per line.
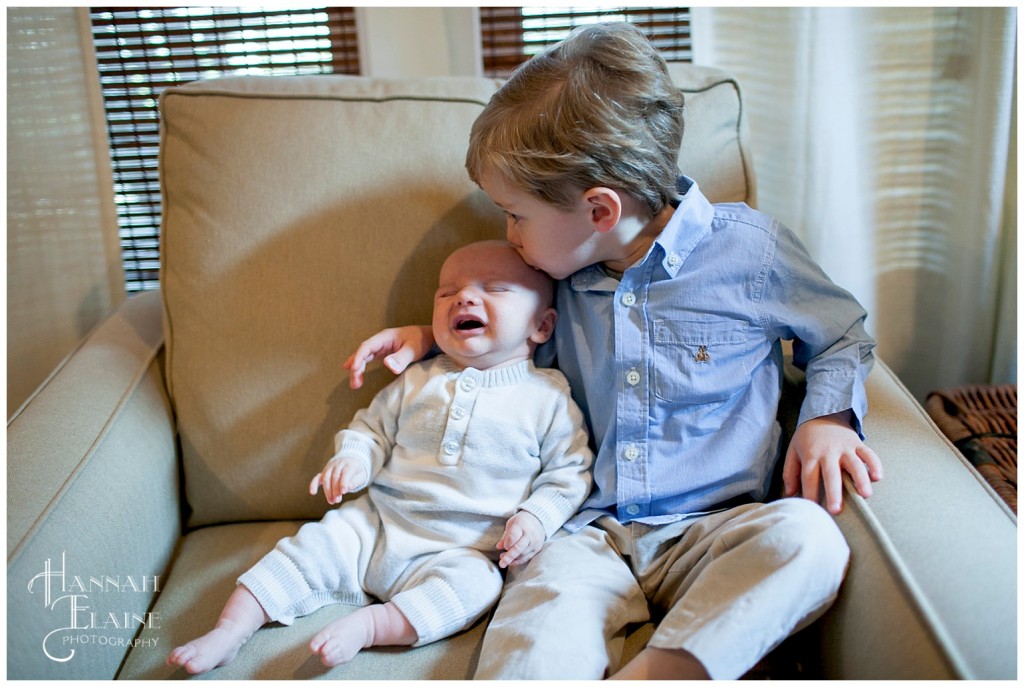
left=158, top=68, right=752, bottom=526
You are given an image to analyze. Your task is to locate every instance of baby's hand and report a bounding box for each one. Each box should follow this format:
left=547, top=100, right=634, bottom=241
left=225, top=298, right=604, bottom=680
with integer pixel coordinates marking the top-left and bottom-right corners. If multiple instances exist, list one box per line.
left=783, top=410, right=883, bottom=515
left=497, top=511, right=545, bottom=568
left=343, top=325, right=434, bottom=389
left=309, top=456, right=368, bottom=505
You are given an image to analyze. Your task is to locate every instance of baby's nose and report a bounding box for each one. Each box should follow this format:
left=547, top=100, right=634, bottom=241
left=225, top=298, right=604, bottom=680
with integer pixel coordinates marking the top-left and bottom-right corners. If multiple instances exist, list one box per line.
left=456, top=288, right=480, bottom=305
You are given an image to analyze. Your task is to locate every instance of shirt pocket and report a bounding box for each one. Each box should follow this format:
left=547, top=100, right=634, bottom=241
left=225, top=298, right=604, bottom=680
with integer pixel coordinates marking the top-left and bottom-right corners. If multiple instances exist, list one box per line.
left=653, top=319, right=756, bottom=404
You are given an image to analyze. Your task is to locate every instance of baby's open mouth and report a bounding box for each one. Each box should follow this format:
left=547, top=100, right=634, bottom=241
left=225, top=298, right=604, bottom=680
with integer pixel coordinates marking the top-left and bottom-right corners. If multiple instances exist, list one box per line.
left=454, top=317, right=485, bottom=331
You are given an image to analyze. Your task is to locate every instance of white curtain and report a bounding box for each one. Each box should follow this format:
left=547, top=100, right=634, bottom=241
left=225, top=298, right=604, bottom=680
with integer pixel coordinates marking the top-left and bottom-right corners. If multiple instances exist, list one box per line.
left=693, top=7, right=1016, bottom=400
left=6, top=8, right=125, bottom=415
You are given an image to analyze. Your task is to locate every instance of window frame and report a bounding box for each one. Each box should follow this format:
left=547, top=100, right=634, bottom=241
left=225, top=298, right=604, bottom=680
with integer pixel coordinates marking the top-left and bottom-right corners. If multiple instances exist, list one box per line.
left=480, top=6, right=693, bottom=78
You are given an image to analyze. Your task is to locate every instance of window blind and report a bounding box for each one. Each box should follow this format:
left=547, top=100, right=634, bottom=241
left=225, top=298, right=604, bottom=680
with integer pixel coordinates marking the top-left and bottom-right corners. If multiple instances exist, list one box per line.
left=89, top=6, right=360, bottom=292
left=481, top=6, right=692, bottom=78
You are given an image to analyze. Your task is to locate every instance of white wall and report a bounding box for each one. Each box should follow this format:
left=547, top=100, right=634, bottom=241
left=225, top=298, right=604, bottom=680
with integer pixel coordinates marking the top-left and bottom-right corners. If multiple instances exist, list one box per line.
left=357, top=7, right=481, bottom=77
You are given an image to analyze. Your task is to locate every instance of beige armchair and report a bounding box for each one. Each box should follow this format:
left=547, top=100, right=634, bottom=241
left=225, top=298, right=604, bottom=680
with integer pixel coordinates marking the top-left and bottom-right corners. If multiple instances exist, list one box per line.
left=8, top=67, right=1016, bottom=680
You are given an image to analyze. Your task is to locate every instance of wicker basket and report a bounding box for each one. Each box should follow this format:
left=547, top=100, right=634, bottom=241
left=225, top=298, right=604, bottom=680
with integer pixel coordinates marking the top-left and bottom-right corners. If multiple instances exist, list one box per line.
left=925, top=384, right=1017, bottom=514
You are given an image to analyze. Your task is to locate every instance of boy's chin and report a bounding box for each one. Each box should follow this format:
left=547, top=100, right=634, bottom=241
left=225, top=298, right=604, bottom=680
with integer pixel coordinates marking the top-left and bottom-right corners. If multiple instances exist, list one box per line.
left=537, top=263, right=576, bottom=280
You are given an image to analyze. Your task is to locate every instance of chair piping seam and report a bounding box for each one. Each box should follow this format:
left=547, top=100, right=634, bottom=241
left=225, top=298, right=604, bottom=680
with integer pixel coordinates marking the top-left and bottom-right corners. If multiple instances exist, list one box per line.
left=8, top=346, right=162, bottom=566
left=842, top=479, right=973, bottom=678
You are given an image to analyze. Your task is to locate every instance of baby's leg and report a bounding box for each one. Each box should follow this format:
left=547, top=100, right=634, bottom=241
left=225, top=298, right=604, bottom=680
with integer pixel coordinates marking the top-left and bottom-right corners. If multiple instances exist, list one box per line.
left=167, top=585, right=269, bottom=674
left=309, top=544, right=506, bottom=668
left=310, top=602, right=417, bottom=667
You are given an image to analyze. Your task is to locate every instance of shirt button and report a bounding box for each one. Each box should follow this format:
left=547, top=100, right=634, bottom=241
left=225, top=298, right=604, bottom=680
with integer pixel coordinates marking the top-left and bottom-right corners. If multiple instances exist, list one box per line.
left=624, top=446, right=639, bottom=461
left=620, top=291, right=636, bottom=307
left=459, top=378, right=476, bottom=392
left=667, top=253, right=682, bottom=267
left=626, top=368, right=641, bottom=386
left=443, top=441, right=459, bottom=455
left=450, top=406, right=466, bottom=420
left=625, top=504, right=640, bottom=516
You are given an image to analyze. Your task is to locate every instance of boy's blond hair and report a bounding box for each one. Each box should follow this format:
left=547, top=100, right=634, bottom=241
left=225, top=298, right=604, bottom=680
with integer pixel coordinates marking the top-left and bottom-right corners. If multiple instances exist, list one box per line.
left=466, top=22, right=685, bottom=217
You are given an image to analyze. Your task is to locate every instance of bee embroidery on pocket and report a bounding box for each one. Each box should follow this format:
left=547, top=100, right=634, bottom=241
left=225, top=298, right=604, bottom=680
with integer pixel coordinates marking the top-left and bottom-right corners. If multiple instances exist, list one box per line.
left=694, top=345, right=711, bottom=363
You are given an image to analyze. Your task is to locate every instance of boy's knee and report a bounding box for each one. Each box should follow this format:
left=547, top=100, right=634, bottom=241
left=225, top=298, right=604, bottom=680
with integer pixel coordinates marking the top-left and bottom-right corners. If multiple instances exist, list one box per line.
left=764, top=498, right=850, bottom=578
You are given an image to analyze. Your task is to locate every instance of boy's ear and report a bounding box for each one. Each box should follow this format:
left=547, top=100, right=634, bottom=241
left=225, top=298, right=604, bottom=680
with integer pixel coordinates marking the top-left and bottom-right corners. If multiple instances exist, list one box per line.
left=583, top=187, right=622, bottom=234
left=530, top=307, right=558, bottom=345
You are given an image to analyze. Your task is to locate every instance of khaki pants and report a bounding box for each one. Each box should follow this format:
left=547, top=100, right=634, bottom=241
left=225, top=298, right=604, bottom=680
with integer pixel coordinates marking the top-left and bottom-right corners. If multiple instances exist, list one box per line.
left=475, top=498, right=849, bottom=679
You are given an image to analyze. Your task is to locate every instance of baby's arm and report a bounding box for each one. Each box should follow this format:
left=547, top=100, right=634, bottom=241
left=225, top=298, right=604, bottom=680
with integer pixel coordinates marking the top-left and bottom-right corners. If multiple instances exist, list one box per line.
left=496, top=511, right=546, bottom=568
left=783, top=409, right=883, bottom=515
left=309, top=455, right=369, bottom=505
left=497, top=378, right=593, bottom=566
left=343, top=325, right=434, bottom=389
left=317, top=368, right=411, bottom=503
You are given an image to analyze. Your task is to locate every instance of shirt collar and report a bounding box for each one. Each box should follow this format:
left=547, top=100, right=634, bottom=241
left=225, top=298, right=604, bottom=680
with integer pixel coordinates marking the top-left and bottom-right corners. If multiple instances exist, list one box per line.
left=654, top=176, right=715, bottom=278
left=438, top=355, right=533, bottom=386
left=570, top=176, right=715, bottom=291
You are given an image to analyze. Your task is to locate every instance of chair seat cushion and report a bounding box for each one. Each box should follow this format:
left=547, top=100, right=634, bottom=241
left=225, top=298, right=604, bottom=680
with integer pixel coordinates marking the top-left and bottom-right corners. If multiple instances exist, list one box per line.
left=118, top=522, right=487, bottom=680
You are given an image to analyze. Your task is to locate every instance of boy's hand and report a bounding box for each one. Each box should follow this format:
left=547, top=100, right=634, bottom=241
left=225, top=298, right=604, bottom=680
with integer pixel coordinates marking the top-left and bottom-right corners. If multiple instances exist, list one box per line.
left=783, top=410, right=883, bottom=515
left=309, top=456, right=368, bottom=505
left=497, top=511, right=545, bottom=568
left=343, top=325, right=435, bottom=389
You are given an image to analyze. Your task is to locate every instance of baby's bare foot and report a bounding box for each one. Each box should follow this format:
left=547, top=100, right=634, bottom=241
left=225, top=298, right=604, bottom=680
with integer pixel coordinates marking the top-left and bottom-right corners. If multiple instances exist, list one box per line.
left=166, top=624, right=248, bottom=674
left=310, top=615, right=372, bottom=667
left=310, top=603, right=418, bottom=668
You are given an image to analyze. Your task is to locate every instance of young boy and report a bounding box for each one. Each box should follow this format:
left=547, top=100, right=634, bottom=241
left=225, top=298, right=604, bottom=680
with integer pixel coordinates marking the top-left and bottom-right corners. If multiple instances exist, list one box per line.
left=345, top=23, right=882, bottom=680
left=167, top=241, right=593, bottom=674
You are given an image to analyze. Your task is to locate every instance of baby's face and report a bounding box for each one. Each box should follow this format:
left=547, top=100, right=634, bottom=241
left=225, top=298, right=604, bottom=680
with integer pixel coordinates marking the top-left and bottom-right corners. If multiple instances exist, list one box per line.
left=432, top=241, right=555, bottom=371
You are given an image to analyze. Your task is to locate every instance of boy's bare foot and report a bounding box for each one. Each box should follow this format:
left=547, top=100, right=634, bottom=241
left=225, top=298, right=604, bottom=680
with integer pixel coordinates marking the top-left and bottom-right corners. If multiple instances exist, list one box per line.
left=310, top=603, right=417, bottom=667
left=166, top=620, right=250, bottom=674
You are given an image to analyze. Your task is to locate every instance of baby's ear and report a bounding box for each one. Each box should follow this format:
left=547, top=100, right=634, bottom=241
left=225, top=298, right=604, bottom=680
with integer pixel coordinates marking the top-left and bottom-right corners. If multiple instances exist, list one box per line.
left=530, top=307, right=558, bottom=345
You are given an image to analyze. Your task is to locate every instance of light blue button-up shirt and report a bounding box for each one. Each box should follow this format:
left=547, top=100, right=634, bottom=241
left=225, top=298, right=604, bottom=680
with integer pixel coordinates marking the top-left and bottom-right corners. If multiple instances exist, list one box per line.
left=544, top=177, right=875, bottom=528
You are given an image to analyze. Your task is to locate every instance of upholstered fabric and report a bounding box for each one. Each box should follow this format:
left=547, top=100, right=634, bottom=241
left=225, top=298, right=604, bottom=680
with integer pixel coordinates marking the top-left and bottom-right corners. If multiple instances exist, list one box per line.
left=158, top=71, right=752, bottom=527
left=669, top=63, right=756, bottom=205
left=7, top=291, right=179, bottom=680
left=823, top=361, right=1017, bottom=679
left=160, top=77, right=506, bottom=526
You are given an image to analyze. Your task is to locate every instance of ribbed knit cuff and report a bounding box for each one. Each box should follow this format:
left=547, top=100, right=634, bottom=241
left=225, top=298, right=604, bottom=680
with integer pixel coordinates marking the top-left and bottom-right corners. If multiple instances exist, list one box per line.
left=238, top=549, right=312, bottom=625
left=239, top=549, right=371, bottom=625
left=391, top=577, right=486, bottom=646
left=519, top=490, right=576, bottom=538
left=332, top=445, right=373, bottom=490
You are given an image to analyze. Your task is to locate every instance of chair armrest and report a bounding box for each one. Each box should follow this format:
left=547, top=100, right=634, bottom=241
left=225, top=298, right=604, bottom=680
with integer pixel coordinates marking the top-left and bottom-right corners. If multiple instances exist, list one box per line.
left=7, top=290, right=183, bottom=679
left=820, top=359, right=1017, bottom=679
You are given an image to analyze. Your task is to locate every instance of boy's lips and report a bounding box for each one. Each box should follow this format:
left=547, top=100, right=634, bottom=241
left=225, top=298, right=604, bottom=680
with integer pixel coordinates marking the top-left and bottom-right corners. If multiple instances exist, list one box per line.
left=512, top=246, right=537, bottom=268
